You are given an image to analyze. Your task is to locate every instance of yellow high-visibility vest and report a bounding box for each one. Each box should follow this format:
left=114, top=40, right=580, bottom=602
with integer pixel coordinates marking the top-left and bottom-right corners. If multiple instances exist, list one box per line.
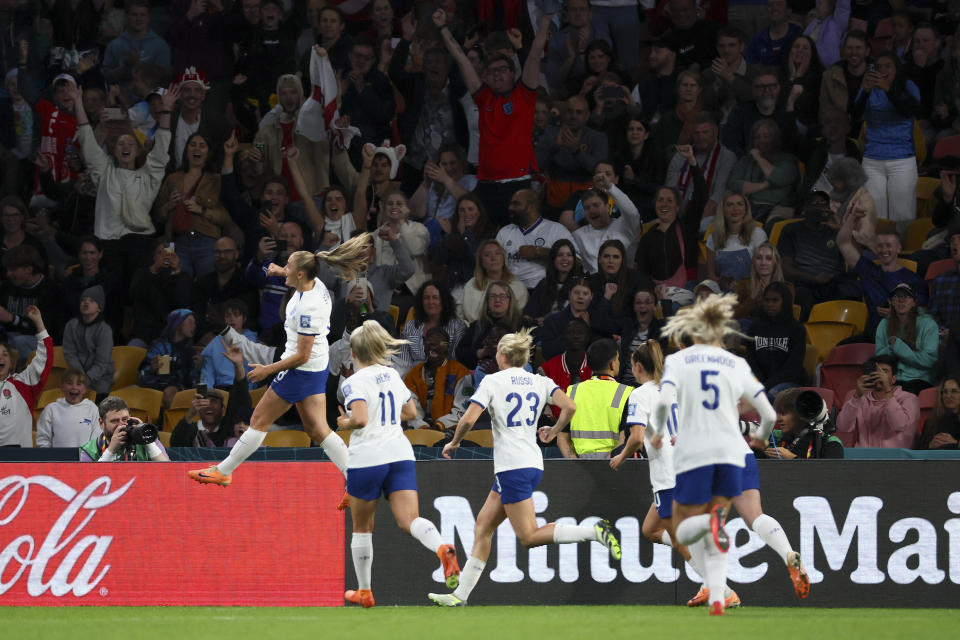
left=567, top=377, right=631, bottom=458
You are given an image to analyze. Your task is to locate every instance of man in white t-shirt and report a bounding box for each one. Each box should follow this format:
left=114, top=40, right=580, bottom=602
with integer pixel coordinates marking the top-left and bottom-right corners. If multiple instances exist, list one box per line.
left=572, top=181, right=641, bottom=273
left=496, top=189, right=575, bottom=289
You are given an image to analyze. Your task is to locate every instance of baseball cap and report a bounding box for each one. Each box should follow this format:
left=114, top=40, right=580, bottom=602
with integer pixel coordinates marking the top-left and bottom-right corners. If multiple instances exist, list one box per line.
left=890, top=283, right=916, bottom=298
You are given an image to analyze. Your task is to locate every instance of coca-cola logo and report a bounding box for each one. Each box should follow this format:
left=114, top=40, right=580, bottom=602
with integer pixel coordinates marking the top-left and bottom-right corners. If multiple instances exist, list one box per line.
left=0, top=475, right=134, bottom=597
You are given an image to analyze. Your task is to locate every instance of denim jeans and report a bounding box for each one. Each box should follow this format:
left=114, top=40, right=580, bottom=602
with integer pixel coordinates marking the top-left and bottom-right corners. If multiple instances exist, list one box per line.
left=173, top=231, right=217, bottom=278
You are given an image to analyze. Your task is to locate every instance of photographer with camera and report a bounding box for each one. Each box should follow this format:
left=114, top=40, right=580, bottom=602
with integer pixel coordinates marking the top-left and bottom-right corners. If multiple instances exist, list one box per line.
left=837, top=354, right=920, bottom=449
left=764, top=388, right=844, bottom=459
left=79, top=396, right=168, bottom=461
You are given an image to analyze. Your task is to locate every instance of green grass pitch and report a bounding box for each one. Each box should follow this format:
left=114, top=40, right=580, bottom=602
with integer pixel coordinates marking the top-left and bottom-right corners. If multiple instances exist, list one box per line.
left=2, top=606, right=956, bottom=640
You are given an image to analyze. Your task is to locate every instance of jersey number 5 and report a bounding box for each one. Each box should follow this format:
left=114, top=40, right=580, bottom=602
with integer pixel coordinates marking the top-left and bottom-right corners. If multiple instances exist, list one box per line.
left=701, top=370, right=719, bottom=410
left=506, top=392, right=541, bottom=427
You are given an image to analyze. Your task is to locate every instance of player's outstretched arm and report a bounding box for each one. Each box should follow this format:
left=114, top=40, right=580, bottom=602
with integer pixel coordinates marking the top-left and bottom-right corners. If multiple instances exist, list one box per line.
left=538, top=388, right=575, bottom=443
left=744, top=390, right=777, bottom=444
left=443, top=402, right=483, bottom=458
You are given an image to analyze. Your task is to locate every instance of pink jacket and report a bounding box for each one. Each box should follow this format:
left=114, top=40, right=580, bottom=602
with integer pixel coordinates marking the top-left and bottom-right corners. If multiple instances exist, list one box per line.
left=837, top=387, right=920, bottom=449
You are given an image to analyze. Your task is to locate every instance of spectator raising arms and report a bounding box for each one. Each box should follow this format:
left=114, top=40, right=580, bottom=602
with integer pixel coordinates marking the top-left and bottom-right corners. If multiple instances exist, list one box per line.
left=0, top=306, right=51, bottom=447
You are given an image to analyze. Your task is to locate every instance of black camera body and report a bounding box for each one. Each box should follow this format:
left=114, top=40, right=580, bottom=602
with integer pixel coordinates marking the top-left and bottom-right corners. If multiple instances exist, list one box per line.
left=124, top=419, right=159, bottom=445
left=795, top=390, right=835, bottom=435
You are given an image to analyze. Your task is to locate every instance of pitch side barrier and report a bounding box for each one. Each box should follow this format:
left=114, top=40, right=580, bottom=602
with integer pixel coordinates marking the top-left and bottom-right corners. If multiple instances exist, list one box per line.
left=0, top=460, right=957, bottom=607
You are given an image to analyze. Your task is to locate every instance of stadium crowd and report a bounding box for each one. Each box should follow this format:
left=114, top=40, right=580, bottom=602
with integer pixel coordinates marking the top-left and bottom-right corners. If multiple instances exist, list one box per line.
left=3, top=0, right=960, bottom=455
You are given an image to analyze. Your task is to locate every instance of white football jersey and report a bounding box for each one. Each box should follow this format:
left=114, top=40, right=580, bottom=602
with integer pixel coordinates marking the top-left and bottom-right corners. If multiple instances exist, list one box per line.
left=342, top=364, right=415, bottom=468
left=496, top=218, right=575, bottom=289
left=625, top=381, right=676, bottom=493
left=660, top=344, right=764, bottom=475
left=281, top=278, right=332, bottom=372
left=470, top=367, right=558, bottom=473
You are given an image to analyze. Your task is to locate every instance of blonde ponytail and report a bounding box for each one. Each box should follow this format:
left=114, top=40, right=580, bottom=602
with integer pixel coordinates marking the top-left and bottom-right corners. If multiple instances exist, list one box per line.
left=316, top=232, right=372, bottom=281
left=497, top=327, right=534, bottom=368
left=350, top=319, right=407, bottom=366
left=661, top=293, right=743, bottom=347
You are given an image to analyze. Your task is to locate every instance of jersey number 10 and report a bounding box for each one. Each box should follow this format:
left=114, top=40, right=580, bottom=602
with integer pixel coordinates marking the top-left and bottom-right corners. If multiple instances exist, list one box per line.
left=505, top=392, right=541, bottom=427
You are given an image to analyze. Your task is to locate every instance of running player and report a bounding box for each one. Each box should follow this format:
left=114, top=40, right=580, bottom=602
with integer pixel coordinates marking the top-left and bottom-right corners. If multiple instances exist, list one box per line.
left=685, top=415, right=810, bottom=606
left=337, top=320, right=460, bottom=608
left=647, top=294, right=776, bottom=616
left=428, top=328, right=622, bottom=607
left=611, top=340, right=740, bottom=609
left=188, top=236, right=370, bottom=487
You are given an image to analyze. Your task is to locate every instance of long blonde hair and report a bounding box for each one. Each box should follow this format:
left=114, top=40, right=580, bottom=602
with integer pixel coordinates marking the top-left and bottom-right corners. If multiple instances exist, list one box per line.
left=350, top=319, right=407, bottom=366
left=631, top=339, right=665, bottom=384
left=661, top=293, right=742, bottom=347
left=316, top=232, right=373, bottom=281
left=473, top=239, right=515, bottom=291
left=498, top=327, right=534, bottom=368
left=713, top=192, right=757, bottom=248
left=749, top=241, right=785, bottom=299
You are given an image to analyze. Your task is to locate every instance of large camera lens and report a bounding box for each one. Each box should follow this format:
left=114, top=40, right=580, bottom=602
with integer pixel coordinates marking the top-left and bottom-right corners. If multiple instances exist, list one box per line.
left=796, top=390, right=827, bottom=425
left=125, top=422, right=159, bottom=445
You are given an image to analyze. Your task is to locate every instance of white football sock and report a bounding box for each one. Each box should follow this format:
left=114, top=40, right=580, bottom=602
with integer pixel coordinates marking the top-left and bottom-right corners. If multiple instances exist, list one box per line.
left=453, top=557, right=486, bottom=601
left=675, top=514, right=710, bottom=545
left=752, top=514, right=793, bottom=564
left=409, top=517, right=444, bottom=552
left=686, top=537, right=706, bottom=583
left=552, top=523, right=596, bottom=544
left=351, top=533, right=373, bottom=590
left=320, top=431, right=349, bottom=476
left=701, top=537, right=728, bottom=607
left=659, top=530, right=673, bottom=547
left=216, top=428, right=266, bottom=475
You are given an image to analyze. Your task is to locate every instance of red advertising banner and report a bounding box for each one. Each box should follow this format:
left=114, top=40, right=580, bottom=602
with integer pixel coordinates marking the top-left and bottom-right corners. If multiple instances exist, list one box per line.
left=0, top=463, right=345, bottom=606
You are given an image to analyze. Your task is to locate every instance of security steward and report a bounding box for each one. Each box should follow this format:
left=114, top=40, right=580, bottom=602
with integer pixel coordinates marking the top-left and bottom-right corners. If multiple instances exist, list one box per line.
left=557, top=339, right=632, bottom=458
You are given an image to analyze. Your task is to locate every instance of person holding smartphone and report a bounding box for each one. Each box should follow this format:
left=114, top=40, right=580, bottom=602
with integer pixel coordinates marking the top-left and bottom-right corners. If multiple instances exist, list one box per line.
left=836, top=354, right=920, bottom=448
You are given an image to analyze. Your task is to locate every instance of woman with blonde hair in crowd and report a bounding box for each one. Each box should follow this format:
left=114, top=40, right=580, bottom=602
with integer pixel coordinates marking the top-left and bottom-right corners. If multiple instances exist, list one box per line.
left=460, top=240, right=528, bottom=323
left=704, top=192, right=768, bottom=290
left=429, top=328, right=621, bottom=607
left=189, top=234, right=372, bottom=502
left=455, top=281, right=523, bottom=370
left=338, top=319, right=460, bottom=608
left=732, top=241, right=794, bottom=320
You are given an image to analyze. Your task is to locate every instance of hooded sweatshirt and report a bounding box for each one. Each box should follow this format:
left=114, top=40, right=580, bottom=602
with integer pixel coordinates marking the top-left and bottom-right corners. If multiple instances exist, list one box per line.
left=36, top=397, right=101, bottom=447
left=62, top=312, right=115, bottom=394
left=747, top=283, right=806, bottom=388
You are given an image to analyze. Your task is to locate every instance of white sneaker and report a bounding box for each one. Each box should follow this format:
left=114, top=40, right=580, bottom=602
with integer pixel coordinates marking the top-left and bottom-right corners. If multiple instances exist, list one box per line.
left=428, top=592, right=465, bottom=607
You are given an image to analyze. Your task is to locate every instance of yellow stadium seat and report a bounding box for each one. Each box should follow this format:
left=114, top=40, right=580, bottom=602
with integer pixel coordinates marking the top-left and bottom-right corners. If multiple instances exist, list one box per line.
left=807, top=300, right=868, bottom=333
left=388, top=305, right=400, bottom=326
left=803, top=343, right=819, bottom=379
left=464, top=430, right=494, bottom=447
left=163, top=388, right=199, bottom=431
left=638, top=220, right=659, bottom=241
left=249, top=386, right=268, bottom=406
left=28, top=346, right=69, bottom=391
left=916, top=177, right=941, bottom=219
left=157, top=431, right=172, bottom=447
left=872, top=257, right=918, bottom=273
left=111, top=346, right=147, bottom=390
left=263, top=429, right=312, bottom=447
left=769, top=218, right=802, bottom=248
left=405, top=430, right=445, bottom=446
left=805, top=323, right=857, bottom=363
left=793, top=304, right=801, bottom=321
left=875, top=219, right=897, bottom=236
left=337, top=429, right=352, bottom=445
left=905, top=217, right=936, bottom=253
left=405, top=306, right=415, bottom=326
left=112, top=386, right=164, bottom=424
